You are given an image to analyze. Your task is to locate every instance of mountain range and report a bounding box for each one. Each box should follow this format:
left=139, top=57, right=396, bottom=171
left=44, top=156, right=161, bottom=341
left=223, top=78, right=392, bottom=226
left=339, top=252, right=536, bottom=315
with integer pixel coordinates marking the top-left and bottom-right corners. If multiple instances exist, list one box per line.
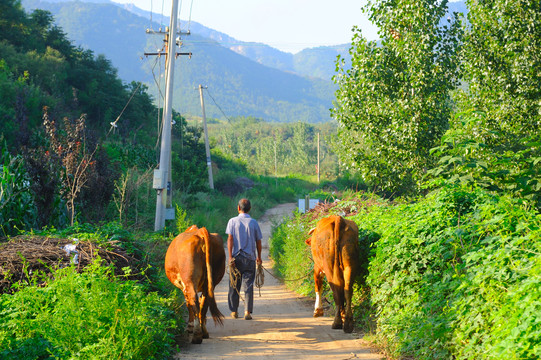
left=20, top=0, right=466, bottom=123
left=21, top=0, right=352, bottom=123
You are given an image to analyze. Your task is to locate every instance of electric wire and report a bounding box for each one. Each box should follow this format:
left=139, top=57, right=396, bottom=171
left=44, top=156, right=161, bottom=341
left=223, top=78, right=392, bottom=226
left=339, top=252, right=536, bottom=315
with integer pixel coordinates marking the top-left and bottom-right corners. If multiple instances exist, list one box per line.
left=177, top=0, right=182, bottom=33
left=107, top=53, right=164, bottom=137
left=107, top=81, right=143, bottom=136
left=149, top=0, right=153, bottom=30
left=187, top=0, right=194, bottom=32
left=204, top=88, right=232, bottom=123
left=160, top=0, right=165, bottom=28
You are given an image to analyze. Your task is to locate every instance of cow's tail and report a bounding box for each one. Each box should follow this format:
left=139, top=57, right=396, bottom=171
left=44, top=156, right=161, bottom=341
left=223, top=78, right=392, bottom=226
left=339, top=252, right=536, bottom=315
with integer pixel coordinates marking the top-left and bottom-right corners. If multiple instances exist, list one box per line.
left=333, top=216, right=342, bottom=281
left=201, top=227, right=224, bottom=326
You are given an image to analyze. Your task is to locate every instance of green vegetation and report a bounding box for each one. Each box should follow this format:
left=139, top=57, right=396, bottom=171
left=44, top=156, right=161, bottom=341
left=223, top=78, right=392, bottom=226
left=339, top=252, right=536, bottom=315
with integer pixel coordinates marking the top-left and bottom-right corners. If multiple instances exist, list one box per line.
left=333, top=0, right=463, bottom=195
left=2, top=0, right=540, bottom=359
left=270, top=186, right=541, bottom=359
left=207, top=116, right=339, bottom=178
left=0, top=260, right=180, bottom=359
left=269, top=0, right=540, bottom=358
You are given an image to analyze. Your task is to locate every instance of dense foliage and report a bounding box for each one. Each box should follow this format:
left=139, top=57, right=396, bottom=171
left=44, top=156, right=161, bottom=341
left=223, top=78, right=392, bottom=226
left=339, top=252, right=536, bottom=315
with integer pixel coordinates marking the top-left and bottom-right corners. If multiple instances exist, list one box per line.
left=208, top=116, right=339, bottom=178
left=0, top=145, right=36, bottom=236
left=333, top=0, right=462, bottom=195
left=270, top=187, right=541, bottom=359
left=0, top=259, right=180, bottom=359
left=429, top=0, right=541, bottom=207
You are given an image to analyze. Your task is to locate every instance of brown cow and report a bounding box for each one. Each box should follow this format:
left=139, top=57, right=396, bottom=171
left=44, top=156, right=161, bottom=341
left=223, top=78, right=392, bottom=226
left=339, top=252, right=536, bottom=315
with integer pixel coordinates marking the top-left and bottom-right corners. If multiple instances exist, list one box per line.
left=305, top=215, right=359, bottom=333
left=165, top=225, right=226, bottom=344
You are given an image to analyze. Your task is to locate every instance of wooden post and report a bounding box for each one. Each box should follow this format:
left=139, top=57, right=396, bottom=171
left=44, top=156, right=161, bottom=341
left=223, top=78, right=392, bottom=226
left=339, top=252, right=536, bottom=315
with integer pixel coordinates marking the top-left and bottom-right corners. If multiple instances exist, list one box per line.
left=198, top=85, right=214, bottom=189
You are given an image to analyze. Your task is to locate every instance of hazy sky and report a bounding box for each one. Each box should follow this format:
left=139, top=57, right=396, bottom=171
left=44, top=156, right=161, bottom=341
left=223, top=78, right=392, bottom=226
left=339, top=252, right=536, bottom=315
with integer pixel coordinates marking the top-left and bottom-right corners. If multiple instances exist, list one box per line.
left=111, top=0, right=379, bottom=53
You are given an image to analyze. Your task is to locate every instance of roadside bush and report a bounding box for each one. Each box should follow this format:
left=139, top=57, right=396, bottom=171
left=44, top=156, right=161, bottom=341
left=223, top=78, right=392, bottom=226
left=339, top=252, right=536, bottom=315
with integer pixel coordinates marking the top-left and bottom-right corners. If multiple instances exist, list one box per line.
left=269, top=212, right=314, bottom=296
left=0, top=259, right=180, bottom=359
left=354, top=186, right=541, bottom=359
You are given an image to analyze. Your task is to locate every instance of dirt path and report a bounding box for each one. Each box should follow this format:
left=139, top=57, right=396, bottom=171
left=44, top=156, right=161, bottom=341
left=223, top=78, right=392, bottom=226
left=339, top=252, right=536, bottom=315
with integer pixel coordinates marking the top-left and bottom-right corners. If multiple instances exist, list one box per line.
left=175, top=203, right=383, bottom=360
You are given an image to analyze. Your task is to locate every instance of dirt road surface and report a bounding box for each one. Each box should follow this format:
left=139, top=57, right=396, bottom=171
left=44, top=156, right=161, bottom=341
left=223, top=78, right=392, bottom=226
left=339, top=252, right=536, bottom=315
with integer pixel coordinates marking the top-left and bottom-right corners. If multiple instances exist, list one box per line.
left=175, top=203, right=384, bottom=360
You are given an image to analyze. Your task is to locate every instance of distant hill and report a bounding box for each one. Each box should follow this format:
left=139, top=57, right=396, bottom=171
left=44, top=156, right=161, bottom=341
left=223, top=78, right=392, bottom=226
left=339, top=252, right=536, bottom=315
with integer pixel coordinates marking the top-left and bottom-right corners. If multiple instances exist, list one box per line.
left=113, top=1, right=352, bottom=81
left=20, top=0, right=467, bottom=123
left=21, top=0, right=337, bottom=123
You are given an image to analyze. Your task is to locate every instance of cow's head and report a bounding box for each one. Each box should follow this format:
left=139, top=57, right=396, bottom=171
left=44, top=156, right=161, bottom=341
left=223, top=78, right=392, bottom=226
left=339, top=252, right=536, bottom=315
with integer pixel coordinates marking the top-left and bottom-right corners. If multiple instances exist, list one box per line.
left=305, top=227, right=316, bottom=245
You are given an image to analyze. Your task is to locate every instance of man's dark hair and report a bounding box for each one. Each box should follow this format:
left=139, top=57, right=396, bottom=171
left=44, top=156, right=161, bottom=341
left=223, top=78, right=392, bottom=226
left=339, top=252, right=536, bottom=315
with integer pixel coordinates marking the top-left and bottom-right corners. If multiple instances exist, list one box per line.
left=238, top=198, right=251, bottom=213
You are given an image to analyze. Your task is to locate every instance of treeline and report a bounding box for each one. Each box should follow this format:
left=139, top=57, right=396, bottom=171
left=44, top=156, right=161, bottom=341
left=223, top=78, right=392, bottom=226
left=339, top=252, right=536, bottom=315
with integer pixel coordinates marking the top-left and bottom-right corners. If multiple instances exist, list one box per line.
left=333, top=0, right=540, bottom=207
left=207, top=116, right=339, bottom=179
left=0, top=0, right=210, bottom=235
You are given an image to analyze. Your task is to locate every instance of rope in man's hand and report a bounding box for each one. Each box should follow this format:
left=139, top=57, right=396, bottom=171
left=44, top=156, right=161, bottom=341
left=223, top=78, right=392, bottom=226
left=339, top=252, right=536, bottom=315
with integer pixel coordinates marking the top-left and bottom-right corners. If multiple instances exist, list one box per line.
left=228, top=259, right=243, bottom=301
left=255, top=262, right=264, bottom=297
left=228, top=261, right=311, bottom=299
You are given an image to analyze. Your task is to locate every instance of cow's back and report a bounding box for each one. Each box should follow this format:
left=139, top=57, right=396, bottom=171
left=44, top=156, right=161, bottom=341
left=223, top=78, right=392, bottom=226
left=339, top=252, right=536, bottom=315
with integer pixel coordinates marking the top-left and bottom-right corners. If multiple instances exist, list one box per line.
left=165, top=230, right=206, bottom=290
left=310, top=215, right=359, bottom=283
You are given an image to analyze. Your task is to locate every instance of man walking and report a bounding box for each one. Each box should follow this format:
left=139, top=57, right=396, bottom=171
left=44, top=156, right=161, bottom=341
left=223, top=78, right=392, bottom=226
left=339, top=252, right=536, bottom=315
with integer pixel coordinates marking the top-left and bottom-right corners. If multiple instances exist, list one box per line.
left=226, top=198, right=263, bottom=320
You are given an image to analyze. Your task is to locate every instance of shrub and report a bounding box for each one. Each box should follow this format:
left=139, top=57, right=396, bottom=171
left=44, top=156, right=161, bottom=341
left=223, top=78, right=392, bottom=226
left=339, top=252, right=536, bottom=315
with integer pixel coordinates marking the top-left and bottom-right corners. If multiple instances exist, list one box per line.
left=358, top=186, right=541, bottom=359
left=0, top=146, right=36, bottom=237
left=0, top=259, right=181, bottom=359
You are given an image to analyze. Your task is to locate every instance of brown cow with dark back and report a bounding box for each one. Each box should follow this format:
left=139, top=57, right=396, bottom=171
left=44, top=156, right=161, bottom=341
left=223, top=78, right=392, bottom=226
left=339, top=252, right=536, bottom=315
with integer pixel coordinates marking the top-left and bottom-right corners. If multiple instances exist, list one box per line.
left=305, top=215, right=359, bottom=333
left=165, top=225, right=226, bottom=344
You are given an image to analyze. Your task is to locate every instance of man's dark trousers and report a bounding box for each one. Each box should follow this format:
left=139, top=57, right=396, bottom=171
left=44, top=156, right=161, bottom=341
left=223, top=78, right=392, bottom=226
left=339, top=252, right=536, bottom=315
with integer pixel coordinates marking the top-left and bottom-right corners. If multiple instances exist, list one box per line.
left=228, top=252, right=255, bottom=313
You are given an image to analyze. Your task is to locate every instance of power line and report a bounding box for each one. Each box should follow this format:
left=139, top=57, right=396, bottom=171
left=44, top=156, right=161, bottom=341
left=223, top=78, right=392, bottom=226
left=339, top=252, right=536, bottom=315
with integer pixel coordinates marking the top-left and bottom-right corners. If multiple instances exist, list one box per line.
left=204, top=88, right=232, bottom=123
left=187, top=0, right=194, bottom=32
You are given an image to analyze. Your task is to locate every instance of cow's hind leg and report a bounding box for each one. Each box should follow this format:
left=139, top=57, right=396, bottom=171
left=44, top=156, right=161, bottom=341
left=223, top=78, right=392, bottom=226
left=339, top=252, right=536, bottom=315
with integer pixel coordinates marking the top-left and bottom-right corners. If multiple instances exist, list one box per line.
left=184, top=286, right=203, bottom=344
left=199, top=293, right=209, bottom=339
left=343, top=266, right=355, bottom=333
left=330, top=284, right=344, bottom=330
left=313, top=267, right=324, bottom=317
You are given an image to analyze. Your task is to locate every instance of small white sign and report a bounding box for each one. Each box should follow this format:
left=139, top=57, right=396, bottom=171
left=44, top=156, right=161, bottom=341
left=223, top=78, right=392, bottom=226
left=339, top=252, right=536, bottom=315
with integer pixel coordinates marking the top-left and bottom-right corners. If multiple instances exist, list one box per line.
left=298, top=199, right=320, bottom=213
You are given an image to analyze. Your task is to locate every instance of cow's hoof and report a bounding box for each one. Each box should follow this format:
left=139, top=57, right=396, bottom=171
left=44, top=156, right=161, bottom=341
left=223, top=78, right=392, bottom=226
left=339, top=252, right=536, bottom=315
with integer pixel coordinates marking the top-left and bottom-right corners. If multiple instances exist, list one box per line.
left=332, top=320, right=343, bottom=329
left=191, top=335, right=203, bottom=344
left=343, top=321, right=354, bottom=333
left=313, top=308, right=324, bottom=317
left=202, top=331, right=209, bottom=339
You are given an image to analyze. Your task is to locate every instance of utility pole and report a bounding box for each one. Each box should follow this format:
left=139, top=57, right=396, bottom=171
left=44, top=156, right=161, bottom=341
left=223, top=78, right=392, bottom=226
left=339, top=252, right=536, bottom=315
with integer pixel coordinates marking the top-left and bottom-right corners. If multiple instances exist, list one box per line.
left=198, top=85, right=214, bottom=189
left=317, top=132, right=320, bottom=183
left=146, top=0, right=191, bottom=231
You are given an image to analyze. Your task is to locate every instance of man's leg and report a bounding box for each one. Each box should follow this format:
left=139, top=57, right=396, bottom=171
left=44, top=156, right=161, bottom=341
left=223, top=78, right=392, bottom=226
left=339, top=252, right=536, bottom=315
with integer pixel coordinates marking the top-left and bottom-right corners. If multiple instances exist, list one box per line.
left=240, top=258, right=256, bottom=315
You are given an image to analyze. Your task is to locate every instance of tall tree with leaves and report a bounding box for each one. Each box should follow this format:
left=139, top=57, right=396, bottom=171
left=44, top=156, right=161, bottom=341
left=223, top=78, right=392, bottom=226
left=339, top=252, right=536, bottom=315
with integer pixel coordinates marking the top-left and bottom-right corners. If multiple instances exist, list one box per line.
left=431, top=0, right=541, bottom=206
left=332, top=0, right=463, bottom=195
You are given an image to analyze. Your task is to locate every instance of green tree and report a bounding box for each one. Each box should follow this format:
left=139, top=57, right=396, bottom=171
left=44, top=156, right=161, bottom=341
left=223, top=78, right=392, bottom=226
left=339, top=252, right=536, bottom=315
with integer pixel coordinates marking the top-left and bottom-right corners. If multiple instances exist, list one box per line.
left=0, top=144, right=36, bottom=237
left=332, top=0, right=463, bottom=195
left=430, top=0, right=541, bottom=207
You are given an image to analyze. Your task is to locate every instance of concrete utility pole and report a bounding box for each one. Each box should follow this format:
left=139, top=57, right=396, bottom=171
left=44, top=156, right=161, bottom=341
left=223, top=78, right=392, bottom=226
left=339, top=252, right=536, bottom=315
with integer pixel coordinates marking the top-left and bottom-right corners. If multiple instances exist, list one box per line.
left=317, top=132, right=320, bottom=183
left=148, top=0, right=191, bottom=231
left=198, top=85, right=214, bottom=190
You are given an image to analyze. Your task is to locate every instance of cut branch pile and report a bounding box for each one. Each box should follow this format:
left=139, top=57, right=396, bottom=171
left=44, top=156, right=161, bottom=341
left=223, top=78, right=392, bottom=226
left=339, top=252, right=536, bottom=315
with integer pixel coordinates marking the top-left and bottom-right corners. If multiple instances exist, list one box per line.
left=0, top=235, right=138, bottom=294
left=305, top=194, right=388, bottom=221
